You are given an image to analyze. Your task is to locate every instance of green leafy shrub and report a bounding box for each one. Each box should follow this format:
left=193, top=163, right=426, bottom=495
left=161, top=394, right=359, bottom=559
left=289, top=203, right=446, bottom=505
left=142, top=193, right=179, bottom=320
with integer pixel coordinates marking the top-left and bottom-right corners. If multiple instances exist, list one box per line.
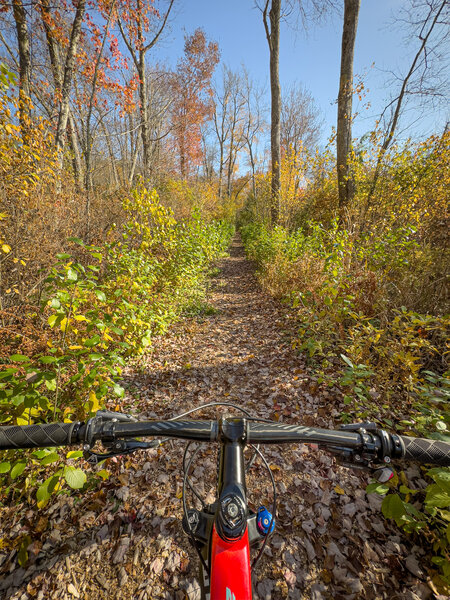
left=0, top=185, right=234, bottom=508
left=367, top=466, right=450, bottom=591
left=240, top=219, right=449, bottom=583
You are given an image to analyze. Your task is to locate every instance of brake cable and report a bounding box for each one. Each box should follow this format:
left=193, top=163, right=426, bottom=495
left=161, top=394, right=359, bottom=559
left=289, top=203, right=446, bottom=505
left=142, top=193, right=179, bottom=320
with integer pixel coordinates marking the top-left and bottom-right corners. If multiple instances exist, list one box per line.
left=249, top=444, right=277, bottom=569
left=182, top=443, right=210, bottom=574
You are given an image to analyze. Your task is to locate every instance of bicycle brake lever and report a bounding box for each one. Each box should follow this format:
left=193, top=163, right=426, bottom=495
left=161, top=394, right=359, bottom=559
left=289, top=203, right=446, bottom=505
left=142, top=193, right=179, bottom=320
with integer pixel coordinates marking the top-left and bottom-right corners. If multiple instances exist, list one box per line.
left=324, top=445, right=372, bottom=469
left=95, top=410, right=137, bottom=422
left=83, top=438, right=161, bottom=465
left=339, top=421, right=377, bottom=431
left=372, top=466, right=395, bottom=483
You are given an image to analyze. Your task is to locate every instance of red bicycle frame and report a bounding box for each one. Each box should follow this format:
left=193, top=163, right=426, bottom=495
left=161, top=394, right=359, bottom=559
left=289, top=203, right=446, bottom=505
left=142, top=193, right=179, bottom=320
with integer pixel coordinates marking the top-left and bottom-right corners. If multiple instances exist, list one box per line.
left=183, top=418, right=263, bottom=600
left=210, top=526, right=252, bottom=599
left=1, top=410, right=449, bottom=599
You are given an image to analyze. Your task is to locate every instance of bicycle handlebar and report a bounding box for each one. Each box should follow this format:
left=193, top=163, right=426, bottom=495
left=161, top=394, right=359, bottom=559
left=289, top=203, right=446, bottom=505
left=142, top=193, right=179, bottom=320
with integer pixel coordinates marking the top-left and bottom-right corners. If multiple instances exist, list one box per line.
left=399, top=435, right=450, bottom=467
left=0, top=422, right=79, bottom=450
left=0, top=418, right=449, bottom=467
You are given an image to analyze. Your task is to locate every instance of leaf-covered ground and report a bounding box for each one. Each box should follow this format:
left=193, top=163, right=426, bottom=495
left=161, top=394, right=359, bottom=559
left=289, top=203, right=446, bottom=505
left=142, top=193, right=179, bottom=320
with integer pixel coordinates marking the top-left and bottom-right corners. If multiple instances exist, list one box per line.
left=0, top=238, right=440, bottom=600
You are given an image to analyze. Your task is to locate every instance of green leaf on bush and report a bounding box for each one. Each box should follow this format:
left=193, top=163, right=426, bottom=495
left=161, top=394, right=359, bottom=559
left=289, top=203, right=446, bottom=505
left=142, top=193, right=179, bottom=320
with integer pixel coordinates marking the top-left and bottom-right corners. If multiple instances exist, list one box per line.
left=66, top=451, right=83, bottom=459
left=67, top=268, right=78, bottom=282
left=425, top=484, right=450, bottom=508
left=382, top=493, right=407, bottom=525
left=50, top=298, right=61, bottom=309
left=84, top=335, right=100, bottom=347
left=32, top=450, right=48, bottom=459
left=64, top=466, right=86, bottom=489
left=0, top=461, right=11, bottom=474
left=45, top=378, right=57, bottom=391
left=113, top=384, right=125, bottom=397
left=48, top=314, right=59, bottom=328
left=39, top=356, right=57, bottom=364
left=40, top=452, right=60, bottom=466
left=10, top=354, right=29, bottom=363
left=366, top=482, right=389, bottom=495
left=95, top=290, right=107, bottom=302
left=0, top=368, right=17, bottom=380
left=68, top=237, right=84, bottom=245
left=10, top=461, right=26, bottom=479
left=142, top=335, right=152, bottom=347
left=36, top=474, right=60, bottom=507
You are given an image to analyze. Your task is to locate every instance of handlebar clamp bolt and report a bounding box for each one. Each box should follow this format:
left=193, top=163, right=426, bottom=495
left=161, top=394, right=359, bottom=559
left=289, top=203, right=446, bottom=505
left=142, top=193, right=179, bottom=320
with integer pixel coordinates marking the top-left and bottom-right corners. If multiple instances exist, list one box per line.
left=227, top=502, right=239, bottom=518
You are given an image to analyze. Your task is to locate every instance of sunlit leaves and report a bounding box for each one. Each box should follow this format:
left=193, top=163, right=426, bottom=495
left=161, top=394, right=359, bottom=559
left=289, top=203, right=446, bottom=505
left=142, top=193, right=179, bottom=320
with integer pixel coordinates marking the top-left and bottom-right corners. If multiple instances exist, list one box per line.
left=0, top=178, right=233, bottom=515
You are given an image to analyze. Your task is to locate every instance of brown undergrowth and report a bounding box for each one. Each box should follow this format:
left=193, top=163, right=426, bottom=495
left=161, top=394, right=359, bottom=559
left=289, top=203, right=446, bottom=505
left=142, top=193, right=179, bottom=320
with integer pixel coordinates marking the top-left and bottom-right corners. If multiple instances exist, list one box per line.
left=0, top=237, right=443, bottom=600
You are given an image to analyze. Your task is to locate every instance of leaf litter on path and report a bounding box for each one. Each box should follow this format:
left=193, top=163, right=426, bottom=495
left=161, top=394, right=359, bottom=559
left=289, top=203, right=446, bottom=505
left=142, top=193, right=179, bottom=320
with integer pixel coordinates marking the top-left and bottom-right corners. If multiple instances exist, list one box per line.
left=0, top=237, right=439, bottom=599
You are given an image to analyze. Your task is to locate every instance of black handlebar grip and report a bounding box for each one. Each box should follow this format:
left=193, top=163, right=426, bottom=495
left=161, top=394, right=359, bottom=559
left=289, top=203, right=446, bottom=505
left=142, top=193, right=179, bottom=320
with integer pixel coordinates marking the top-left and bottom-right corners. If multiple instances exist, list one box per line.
left=0, top=422, right=78, bottom=450
left=399, top=435, right=450, bottom=467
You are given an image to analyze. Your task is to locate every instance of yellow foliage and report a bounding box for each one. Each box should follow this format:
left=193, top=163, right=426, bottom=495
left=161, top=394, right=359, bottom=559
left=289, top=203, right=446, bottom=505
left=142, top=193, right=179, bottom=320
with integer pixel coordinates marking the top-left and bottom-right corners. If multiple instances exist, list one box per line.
left=157, top=177, right=229, bottom=221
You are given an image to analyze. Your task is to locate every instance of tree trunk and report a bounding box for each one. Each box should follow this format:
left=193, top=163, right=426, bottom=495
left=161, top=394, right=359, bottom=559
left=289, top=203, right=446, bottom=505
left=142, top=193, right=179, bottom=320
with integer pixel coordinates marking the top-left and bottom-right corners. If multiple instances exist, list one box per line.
left=67, top=113, right=83, bottom=191
left=214, top=106, right=226, bottom=198
left=138, top=59, right=151, bottom=180
left=129, top=144, right=140, bottom=188
left=101, top=120, right=120, bottom=190
left=218, top=153, right=224, bottom=197
left=264, top=0, right=281, bottom=227
left=248, top=141, right=257, bottom=198
left=226, top=127, right=235, bottom=197
left=337, top=0, right=360, bottom=219
left=12, top=0, right=31, bottom=138
left=40, top=0, right=84, bottom=190
left=118, top=0, right=174, bottom=184
left=54, top=0, right=86, bottom=172
left=84, top=0, right=116, bottom=193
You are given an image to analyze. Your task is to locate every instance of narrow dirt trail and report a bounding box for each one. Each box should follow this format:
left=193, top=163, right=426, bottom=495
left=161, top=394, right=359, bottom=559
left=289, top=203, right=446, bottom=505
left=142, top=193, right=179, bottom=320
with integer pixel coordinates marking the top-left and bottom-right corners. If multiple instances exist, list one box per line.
left=1, top=238, right=432, bottom=600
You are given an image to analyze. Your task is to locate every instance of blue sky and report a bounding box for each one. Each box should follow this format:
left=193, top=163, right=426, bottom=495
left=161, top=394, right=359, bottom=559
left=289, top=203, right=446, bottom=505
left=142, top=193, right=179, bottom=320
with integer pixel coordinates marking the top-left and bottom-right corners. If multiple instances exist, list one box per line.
left=158, top=0, right=448, bottom=145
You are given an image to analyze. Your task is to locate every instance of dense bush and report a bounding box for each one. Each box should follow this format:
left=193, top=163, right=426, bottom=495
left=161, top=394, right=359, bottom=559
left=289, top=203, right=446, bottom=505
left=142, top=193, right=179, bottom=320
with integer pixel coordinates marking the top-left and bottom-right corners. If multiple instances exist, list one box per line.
left=241, top=220, right=449, bottom=586
left=240, top=132, right=449, bottom=587
left=0, top=184, right=233, bottom=508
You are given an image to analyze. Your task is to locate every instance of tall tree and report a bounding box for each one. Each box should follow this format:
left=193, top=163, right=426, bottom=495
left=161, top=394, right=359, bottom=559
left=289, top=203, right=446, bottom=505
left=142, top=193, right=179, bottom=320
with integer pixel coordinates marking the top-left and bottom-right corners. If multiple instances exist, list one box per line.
left=84, top=0, right=117, bottom=193
left=39, top=0, right=84, bottom=189
left=242, top=69, right=265, bottom=200
left=171, top=28, right=219, bottom=179
left=11, top=0, right=31, bottom=137
left=262, top=0, right=281, bottom=226
left=336, top=0, right=360, bottom=217
left=54, top=0, right=87, bottom=173
left=213, top=66, right=247, bottom=197
left=117, top=0, right=175, bottom=181
left=281, top=83, right=322, bottom=155
left=212, top=70, right=231, bottom=197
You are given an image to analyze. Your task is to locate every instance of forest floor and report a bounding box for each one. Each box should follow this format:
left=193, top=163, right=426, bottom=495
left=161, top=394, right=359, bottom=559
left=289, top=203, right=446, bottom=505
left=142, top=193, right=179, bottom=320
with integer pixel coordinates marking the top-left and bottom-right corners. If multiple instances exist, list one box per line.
left=0, top=237, right=438, bottom=600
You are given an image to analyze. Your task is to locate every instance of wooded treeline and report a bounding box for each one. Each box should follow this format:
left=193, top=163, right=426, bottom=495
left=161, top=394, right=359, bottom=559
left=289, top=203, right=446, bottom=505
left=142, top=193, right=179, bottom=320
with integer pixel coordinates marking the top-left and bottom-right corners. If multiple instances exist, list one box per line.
left=1, top=0, right=448, bottom=322
left=0, top=0, right=449, bottom=588
left=0, top=0, right=325, bottom=196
